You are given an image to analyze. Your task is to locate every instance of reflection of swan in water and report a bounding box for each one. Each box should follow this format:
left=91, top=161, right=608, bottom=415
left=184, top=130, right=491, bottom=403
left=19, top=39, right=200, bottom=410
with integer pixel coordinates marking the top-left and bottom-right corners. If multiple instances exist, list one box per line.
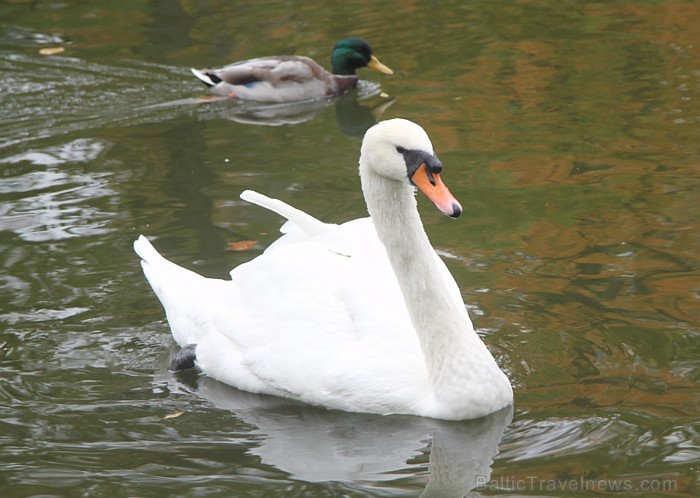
left=162, top=373, right=512, bottom=497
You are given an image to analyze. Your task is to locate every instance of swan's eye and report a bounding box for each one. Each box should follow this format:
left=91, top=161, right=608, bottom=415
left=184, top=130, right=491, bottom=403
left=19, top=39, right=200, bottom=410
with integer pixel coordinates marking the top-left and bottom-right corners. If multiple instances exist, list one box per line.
left=396, top=146, right=406, bottom=154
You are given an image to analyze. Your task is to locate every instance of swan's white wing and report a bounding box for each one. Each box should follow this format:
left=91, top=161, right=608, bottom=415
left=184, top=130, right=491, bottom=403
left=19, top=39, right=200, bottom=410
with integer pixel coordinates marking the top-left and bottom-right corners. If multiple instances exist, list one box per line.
left=200, top=218, right=433, bottom=413
left=135, top=220, right=432, bottom=414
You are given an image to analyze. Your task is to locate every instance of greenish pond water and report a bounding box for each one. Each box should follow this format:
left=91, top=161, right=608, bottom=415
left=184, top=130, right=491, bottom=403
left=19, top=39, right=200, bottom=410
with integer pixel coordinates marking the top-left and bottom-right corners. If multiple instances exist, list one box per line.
left=1, top=1, right=698, bottom=496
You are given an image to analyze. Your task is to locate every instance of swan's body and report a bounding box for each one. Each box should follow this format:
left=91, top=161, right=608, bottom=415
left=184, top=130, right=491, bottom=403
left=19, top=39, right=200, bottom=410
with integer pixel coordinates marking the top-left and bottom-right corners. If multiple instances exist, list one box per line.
left=135, top=119, right=512, bottom=420
left=191, top=38, right=393, bottom=102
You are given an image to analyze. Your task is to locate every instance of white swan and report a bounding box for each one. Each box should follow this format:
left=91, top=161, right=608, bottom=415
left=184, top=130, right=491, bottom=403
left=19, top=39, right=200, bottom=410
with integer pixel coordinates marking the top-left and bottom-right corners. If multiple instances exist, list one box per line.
left=134, top=118, right=513, bottom=420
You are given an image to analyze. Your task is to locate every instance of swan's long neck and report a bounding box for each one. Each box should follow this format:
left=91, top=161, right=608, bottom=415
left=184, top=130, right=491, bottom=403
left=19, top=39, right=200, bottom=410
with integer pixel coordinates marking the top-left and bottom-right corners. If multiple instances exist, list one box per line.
left=361, top=165, right=506, bottom=407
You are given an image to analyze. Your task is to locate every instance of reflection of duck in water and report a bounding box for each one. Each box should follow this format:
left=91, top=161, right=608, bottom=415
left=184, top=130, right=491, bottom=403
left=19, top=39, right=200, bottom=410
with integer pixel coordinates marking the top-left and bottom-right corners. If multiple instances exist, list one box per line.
left=205, top=83, right=394, bottom=133
left=161, top=374, right=512, bottom=497
left=191, top=37, right=393, bottom=102
left=334, top=88, right=395, bottom=136
left=135, top=119, right=513, bottom=421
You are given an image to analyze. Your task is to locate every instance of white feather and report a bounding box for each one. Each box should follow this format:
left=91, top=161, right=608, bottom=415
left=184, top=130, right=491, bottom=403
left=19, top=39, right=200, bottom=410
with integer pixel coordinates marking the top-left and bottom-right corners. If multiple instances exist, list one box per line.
left=189, top=67, right=216, bottom=87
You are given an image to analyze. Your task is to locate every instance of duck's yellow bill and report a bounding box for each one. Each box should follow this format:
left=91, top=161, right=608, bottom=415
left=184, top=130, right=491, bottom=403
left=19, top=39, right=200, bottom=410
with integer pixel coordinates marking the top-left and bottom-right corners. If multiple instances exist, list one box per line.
left=367, top=55, right=394, bottom=75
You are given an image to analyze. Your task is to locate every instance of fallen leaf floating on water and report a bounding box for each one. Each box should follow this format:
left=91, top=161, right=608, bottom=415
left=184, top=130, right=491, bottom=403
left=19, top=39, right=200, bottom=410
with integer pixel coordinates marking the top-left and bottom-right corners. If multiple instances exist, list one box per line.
left=39, top=47, right=65, bottom=55
left=163, top=411, right=184, bottom=420
left=226, top=240, right=257, bottom=251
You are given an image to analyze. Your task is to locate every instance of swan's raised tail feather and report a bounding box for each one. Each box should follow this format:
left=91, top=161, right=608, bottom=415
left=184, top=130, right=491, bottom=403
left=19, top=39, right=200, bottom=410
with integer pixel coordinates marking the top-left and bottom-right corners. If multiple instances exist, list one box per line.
left=134, top=235, right=230, bottom=347
left=134, top=234, right=164, bottom=266
left=134, top=235, right=208, bottom=301
left=241, top=190, right=329, bottom=237
left=134, top=235, right=173, bottom=299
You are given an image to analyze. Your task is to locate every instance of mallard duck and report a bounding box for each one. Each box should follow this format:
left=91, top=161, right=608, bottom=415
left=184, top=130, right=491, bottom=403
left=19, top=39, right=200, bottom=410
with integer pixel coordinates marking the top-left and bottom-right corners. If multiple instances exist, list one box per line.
left=134, top=119, right=513, bottom=420
left=190, top=37, right=393, bottom=102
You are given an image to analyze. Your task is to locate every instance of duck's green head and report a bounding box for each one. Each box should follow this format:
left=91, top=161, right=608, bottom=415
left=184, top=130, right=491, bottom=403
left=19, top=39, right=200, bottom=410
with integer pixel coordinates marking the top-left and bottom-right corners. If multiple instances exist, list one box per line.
left=331, top=37, right=394, bottom=76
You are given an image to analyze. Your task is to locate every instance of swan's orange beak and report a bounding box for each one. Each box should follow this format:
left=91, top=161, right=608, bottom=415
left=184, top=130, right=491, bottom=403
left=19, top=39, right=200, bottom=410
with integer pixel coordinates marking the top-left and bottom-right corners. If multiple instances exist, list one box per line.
left=410, top=163, right=462, bottom=218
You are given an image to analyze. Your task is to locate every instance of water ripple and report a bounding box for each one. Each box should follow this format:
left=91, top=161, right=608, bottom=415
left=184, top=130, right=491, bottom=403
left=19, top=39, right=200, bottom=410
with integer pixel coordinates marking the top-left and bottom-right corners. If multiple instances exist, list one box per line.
left=0, top=53, right=193, bottom=151
left=0, top=139, right=116, bottom=241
